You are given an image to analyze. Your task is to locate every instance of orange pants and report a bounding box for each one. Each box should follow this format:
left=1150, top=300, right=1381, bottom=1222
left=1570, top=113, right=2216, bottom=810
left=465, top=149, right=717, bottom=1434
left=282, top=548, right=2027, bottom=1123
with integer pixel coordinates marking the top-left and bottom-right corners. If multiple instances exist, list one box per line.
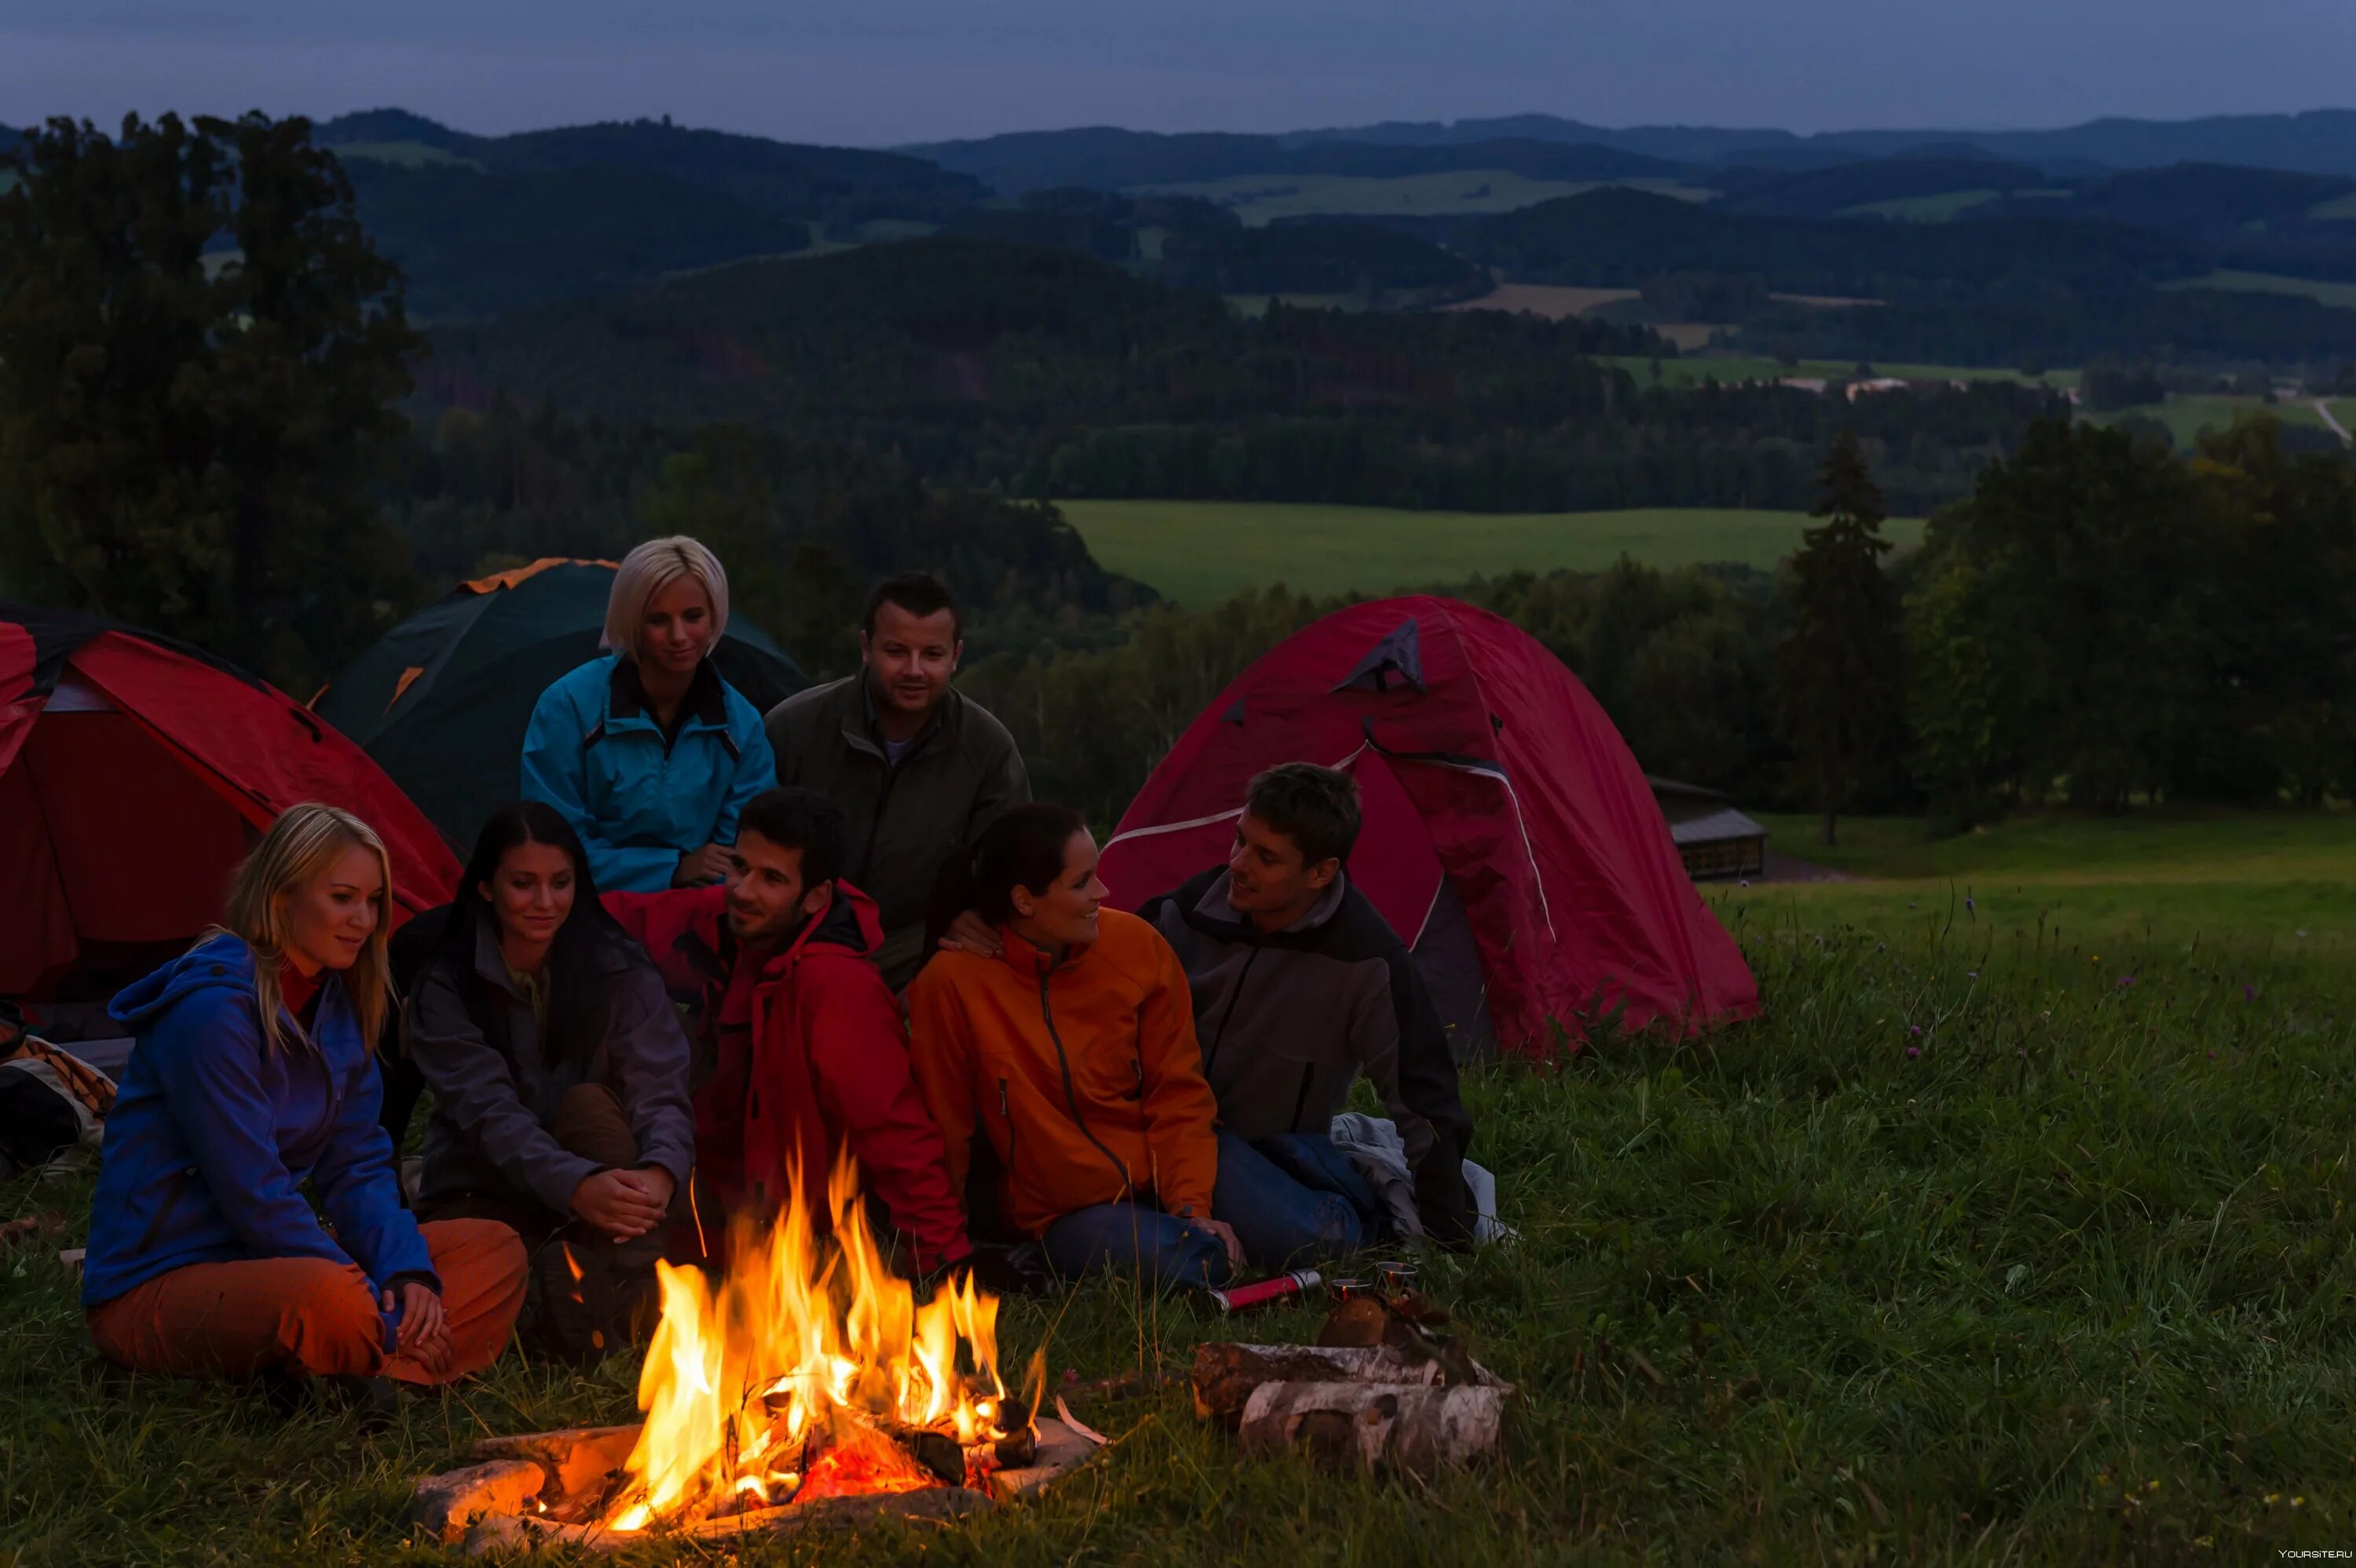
left=87, top=1219, right=527, bottom=1386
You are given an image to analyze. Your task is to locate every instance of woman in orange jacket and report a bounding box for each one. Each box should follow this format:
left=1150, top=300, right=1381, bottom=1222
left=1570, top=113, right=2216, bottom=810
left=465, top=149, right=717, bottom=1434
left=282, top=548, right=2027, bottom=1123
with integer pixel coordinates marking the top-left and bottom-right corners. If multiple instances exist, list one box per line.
left=907, top=805, right=1239, bottom=1292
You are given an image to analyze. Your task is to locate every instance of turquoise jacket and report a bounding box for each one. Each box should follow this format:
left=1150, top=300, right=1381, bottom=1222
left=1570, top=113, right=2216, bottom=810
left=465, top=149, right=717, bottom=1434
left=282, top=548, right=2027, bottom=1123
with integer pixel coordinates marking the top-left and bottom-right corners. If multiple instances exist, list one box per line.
left=521, top=655, right=777, bottom=893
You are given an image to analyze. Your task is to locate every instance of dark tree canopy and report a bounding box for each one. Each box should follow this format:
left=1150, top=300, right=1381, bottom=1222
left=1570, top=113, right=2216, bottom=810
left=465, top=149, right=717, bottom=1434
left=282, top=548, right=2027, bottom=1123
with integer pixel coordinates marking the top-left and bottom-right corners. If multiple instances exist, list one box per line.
left=0, top=112, right=421, bottom=693
left=1777, top=431, right=1907, bottom=842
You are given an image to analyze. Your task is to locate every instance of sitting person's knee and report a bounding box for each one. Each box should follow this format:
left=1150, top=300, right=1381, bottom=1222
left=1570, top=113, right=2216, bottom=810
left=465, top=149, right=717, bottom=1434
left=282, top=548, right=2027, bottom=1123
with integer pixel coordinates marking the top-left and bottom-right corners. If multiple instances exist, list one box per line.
left=549, top=1083, right=638, bottom=1166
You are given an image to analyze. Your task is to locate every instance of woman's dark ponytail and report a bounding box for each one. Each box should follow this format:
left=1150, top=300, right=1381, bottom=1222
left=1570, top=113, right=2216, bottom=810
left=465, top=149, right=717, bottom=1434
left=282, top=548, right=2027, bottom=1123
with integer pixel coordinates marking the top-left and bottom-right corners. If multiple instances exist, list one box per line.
left=925, top=804, right=1086, bottom=952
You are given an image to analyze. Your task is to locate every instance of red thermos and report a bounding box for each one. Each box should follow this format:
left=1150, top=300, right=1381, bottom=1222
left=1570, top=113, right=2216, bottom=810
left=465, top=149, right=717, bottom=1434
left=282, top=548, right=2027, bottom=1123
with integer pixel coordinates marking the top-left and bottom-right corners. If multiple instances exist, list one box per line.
left=1207, top=1270, right=1321, bottom=1315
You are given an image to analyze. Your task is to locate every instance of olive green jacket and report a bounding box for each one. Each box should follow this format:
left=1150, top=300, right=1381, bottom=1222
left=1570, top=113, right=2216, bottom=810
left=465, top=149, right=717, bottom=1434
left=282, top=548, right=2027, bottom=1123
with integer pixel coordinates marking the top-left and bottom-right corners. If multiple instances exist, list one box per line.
left=764, top=676, right=1030, bottom=989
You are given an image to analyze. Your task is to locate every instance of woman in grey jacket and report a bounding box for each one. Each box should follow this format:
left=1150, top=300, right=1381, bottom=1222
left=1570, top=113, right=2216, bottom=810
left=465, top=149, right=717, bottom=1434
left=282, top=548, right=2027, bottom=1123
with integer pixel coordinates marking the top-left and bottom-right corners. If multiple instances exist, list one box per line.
left=404, top=802, right=694, bottom=1360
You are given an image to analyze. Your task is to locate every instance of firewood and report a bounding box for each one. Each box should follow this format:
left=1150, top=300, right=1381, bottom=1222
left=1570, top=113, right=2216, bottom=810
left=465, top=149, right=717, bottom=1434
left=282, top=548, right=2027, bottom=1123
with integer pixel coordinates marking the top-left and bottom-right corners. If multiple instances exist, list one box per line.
left=1190, top=1343, right=1455, bottom=1427
left=1235, top=1382, right=1509, bottom=1476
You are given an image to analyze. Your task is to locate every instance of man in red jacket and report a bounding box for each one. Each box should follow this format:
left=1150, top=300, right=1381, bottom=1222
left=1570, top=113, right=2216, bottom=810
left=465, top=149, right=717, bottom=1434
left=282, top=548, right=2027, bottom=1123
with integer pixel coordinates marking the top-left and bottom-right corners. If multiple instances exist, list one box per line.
left=606, top=788, right=969, bottom=1277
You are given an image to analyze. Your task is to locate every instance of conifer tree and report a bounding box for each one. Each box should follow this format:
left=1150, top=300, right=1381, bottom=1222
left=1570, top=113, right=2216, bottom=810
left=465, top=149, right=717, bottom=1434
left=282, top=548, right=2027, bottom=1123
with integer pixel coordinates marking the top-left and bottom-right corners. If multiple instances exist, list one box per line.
left=1778, top=431, right=1905, bottom=846
left=0, top=113, right=419, bottom=692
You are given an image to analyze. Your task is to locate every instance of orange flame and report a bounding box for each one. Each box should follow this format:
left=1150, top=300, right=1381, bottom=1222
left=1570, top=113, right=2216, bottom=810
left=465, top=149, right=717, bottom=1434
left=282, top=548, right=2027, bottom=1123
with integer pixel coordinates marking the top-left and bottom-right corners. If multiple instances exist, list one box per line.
left=603, top=1154, right=1005, bottom=1532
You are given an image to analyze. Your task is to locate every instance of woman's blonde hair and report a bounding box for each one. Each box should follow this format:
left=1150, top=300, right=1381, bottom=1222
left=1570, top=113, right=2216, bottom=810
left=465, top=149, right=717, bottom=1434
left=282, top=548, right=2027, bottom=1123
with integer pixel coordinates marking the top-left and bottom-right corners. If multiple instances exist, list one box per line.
left=215, top=802, right=397, bottom=1053
left=605, top=536, right=730, bottom=660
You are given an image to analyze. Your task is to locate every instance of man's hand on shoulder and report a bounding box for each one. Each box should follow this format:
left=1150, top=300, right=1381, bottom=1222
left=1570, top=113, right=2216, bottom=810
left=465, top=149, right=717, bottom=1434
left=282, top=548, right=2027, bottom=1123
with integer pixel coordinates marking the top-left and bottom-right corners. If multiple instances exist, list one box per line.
left=938, top=910, right=1004, bottom=959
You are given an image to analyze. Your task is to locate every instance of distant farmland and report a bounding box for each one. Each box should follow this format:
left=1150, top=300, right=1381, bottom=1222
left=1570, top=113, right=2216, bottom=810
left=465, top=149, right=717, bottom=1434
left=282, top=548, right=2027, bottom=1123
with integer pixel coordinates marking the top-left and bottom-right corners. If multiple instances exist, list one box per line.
left=2162, top=270, right=2356, bottom=310
left=1603, top=355, right=2080, bottom=389
left=1440, top=283, right=1641, bottom=319
left=1126, top=170, right=1710, bottom=227
left=1058, top=499, right=1927, bottom=606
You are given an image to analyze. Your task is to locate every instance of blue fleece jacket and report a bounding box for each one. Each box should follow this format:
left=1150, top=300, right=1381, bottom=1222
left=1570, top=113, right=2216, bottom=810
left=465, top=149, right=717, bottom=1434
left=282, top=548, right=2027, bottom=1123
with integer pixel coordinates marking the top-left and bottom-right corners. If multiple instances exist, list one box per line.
left=520, top=654, right=777, bottom=893
left=82, top=935, right=436, bottom=1310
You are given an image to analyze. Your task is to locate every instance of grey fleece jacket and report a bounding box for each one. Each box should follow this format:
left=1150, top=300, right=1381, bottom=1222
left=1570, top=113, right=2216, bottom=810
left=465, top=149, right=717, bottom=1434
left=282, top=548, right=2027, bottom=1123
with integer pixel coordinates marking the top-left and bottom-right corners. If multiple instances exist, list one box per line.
left=765, top=675, right=1030, bottom=990
left=1140, top=868, right=1476, bottom=1246
left=406, top=912, right=696, bottom=1218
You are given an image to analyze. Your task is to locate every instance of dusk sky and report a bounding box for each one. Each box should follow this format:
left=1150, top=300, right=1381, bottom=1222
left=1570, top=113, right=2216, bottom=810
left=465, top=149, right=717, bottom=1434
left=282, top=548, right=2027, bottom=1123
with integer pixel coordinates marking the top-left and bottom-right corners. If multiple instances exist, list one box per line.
left=2, top=0, right=2347, bottom=146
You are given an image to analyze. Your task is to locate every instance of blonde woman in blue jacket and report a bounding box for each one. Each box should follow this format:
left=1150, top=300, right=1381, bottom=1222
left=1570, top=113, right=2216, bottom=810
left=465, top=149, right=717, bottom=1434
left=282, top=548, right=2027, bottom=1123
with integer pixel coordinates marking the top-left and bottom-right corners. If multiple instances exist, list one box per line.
left=521, top=537, right=777, bottom=893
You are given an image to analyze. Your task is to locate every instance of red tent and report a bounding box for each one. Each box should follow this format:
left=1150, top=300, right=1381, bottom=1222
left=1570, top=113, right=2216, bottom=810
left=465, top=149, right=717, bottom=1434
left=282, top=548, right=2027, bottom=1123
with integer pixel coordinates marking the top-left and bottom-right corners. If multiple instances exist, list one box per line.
left=1, top=607, right=461, bottom=998
left=1098, top=596, right=1758, bottom=1057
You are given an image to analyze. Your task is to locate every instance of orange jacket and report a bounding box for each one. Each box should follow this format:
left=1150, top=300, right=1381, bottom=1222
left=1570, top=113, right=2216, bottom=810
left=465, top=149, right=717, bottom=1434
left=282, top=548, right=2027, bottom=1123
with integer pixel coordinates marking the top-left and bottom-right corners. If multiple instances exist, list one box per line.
left=907, top=909, right=1219, bottom=1238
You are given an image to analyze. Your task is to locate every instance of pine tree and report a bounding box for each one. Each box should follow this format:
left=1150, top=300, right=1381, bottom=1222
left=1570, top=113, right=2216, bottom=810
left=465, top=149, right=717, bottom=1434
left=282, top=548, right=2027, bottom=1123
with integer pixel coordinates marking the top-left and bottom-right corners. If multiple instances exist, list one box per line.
left=0, top=113, right=420, bottom=693
left=1778, top=431, right=1905, bottom=846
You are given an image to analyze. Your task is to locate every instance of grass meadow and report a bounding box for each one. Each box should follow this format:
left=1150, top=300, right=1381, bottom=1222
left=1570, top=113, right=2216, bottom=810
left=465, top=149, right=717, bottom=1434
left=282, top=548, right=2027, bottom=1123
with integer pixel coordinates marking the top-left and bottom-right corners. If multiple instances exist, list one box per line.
left=5, top=808, right=2354, bottom=1564
left=1126, top=172, right=1712, bottom=227
left=2161, top=271, right=2356, bottom=311
left=1057, top=499, right=1929, bottom=605
left=2095, top=397, right=2348, bottom=451
left=1599, top=356, right=2080, bottom=391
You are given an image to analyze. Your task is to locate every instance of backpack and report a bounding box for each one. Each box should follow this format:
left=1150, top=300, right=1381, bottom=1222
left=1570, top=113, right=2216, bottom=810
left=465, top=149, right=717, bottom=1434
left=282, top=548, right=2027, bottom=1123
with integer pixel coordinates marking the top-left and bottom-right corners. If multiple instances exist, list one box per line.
left=0, top=1000, right=115, bottom=1178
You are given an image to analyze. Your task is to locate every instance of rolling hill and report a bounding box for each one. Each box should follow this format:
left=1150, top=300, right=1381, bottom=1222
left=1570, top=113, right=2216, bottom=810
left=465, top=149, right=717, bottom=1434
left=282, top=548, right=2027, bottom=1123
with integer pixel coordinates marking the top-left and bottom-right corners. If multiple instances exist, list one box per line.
left=1280, top=108, right=2356, bottom=179
left=899, top=126, right=1684, bottom=195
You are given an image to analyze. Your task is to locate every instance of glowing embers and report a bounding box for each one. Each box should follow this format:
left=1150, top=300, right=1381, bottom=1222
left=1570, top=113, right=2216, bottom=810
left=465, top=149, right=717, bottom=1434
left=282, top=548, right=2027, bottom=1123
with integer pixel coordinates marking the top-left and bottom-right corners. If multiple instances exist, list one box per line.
left=601, top=1155, right=1023, bottom=1534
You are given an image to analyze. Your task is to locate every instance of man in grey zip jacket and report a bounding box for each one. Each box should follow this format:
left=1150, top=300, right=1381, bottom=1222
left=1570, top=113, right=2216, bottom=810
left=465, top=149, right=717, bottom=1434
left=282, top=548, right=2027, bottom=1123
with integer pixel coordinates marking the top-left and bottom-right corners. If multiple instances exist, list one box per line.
left=1139, top=765, right=1476, bottom=1261
left=764, top=572, right=1030, bottom=990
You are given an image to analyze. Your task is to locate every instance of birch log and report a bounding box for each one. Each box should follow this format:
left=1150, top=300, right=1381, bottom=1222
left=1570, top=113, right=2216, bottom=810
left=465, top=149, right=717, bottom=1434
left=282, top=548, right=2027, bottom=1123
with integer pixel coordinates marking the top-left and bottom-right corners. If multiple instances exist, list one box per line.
left=1235, top=1382, right=1509, bottom=1475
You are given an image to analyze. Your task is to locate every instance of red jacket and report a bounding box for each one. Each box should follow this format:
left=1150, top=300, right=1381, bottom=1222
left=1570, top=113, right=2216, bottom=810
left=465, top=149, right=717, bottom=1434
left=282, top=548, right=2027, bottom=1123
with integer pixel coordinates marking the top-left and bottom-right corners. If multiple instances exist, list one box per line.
left=605, top=882, right=968, bottom=1273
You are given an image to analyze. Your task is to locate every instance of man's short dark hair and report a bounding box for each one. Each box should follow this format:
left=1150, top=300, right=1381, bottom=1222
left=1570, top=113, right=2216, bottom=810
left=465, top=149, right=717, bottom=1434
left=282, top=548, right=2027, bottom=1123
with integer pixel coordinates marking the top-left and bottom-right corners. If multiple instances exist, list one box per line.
left=736, top=788, right=847, bottom=888
left=864, top=571, right=962, bottom=641
left=1245, top=763, right=1361, bottom=867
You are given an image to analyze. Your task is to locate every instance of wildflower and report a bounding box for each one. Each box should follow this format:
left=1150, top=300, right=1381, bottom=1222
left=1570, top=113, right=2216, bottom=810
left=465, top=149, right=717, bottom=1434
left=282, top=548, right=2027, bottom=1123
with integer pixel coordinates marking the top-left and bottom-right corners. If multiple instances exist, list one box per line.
left=2146, top=1480, right=2159, bottom=1492
left=1907, top=1047, right=1920, bottom=1059
left=1966, top=897, right=1976, bottom=912
left=2118, top=975, right=2137, bottom=988
left=2243, top=985, right=2258, bottom=1000
left=2294, top=1497, right=2307, bottom=1508
left=1966, top=970, right=1978, bottom=978
left=2067, top=1069, right=2076, bottom=1078
left=1910, top=1025, right=1922, bottom=1036
left=2208, top=1051, right=2215, bottom=1060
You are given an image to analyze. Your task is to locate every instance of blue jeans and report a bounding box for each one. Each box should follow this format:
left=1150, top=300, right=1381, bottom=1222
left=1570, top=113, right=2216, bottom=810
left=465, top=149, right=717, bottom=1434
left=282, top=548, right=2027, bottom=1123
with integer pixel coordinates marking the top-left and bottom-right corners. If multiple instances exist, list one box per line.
left=1039, top=1202, right=1232, bottom=1293
left=1213, top=1130, right=1381, bottom=1270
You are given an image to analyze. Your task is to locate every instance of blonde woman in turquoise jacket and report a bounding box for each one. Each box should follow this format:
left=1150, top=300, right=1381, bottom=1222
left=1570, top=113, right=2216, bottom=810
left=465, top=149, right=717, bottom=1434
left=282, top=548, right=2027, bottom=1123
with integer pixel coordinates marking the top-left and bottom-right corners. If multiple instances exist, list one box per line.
left=521, top=537, right=777, bottom=894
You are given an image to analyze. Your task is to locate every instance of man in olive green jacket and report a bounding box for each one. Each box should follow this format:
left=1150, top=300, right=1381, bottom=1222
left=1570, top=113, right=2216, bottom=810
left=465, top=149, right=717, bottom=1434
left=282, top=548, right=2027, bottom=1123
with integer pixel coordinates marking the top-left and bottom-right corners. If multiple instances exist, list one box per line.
left=764, top=572, right=1030, bottom=990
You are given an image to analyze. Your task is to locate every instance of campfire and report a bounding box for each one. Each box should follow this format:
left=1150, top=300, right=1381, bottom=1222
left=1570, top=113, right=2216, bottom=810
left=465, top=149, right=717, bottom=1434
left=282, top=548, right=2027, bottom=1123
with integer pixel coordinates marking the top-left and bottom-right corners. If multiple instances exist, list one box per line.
left=415, top=1157, right=1089, bottom=1553
left=602, top=1157, right=1028, bottom=1532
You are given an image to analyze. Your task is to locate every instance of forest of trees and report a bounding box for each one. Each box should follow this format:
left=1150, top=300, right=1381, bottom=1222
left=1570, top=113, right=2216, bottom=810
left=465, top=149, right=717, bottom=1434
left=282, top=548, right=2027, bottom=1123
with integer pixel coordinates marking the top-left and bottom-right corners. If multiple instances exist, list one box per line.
left=964, top=413, right=2356, bottom=827
left=419, top=236, right=2063, bottom=515
left=6, top=114, right=2353, bottom=839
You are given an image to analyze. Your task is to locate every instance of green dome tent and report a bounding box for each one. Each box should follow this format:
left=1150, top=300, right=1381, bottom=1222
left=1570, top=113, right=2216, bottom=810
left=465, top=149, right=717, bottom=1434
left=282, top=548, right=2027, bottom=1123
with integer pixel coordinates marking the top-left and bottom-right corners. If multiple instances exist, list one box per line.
left=315, top=558, right=806, bottom=848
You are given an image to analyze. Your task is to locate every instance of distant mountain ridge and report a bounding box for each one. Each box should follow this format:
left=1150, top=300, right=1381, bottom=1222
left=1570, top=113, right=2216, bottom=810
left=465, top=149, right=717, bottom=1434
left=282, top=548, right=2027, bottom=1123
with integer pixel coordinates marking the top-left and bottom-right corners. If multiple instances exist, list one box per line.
left=1275, top=108, right=2356, bottom=179
left=901, top=125, right=1679, bottom=194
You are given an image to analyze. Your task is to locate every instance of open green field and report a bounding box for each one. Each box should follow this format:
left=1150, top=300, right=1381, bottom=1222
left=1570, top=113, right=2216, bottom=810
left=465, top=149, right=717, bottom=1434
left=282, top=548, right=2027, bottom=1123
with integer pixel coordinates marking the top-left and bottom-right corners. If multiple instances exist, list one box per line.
left=9, top=811, right=2354, bottom=1563
left=324, top=141, right=483, bottom=171
left=1729, top=810, right=2356, bottom=953
left=1603, top=355, right=2079, bottom=390
left=1841, top=188, right=2003, bottom=222
left=1058, top=499, right=1929, bottom=605
left=1126, top=170, right=1711, bottom=227
left=2096, top=396, right=2341, bottom=450
left=2312, top=192, right=2356, bottom=221
left=2163, top=269, right=2356, bottom=310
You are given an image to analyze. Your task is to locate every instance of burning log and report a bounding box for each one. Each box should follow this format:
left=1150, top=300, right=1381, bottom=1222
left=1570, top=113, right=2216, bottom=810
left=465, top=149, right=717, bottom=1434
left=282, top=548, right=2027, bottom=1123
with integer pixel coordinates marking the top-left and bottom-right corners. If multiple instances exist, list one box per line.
left=411, top=1460, right=545, bottom=1546
left=413, top=1418, right=1099, bottom=1555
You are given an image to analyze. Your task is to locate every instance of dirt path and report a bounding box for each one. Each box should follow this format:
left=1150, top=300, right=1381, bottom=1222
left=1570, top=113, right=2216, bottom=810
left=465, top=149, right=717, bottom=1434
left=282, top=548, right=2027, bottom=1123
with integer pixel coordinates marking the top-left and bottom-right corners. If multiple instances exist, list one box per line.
left=2315, top=399, right=2352, bottom=445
